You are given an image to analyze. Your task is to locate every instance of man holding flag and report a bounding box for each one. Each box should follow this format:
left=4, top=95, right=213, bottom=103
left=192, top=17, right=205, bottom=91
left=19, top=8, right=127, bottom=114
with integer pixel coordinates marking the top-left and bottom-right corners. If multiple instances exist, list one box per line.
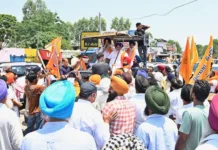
left=46, top=37, right=62, bottom=79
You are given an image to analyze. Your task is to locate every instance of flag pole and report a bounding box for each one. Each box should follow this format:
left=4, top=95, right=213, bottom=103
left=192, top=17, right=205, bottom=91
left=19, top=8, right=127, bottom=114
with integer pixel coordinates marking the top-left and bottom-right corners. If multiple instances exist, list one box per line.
left=37, top=49, right=46, bottom=70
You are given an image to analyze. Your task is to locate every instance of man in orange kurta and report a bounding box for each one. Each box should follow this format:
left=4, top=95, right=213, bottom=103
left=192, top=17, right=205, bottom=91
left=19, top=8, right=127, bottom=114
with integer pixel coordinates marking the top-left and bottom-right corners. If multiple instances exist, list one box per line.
left=121, top=41, right=138, bottom=68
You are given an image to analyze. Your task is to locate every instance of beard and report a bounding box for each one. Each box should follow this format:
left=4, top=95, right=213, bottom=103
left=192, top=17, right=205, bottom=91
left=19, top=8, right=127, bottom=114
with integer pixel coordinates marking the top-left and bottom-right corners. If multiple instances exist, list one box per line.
left=107, top=91, right=118, bottom=103
left=144, top=106, right=150, bottom=116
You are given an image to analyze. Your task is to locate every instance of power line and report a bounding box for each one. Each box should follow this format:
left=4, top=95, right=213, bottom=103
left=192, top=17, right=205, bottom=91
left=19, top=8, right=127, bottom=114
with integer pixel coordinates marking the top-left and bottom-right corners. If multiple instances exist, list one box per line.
left=132, top=0, right=198, bottom=20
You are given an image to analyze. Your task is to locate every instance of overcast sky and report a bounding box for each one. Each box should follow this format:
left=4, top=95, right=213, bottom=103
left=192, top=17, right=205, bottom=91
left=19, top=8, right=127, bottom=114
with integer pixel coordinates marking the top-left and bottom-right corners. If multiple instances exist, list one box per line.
left=1, top=0, right=218, bottom=48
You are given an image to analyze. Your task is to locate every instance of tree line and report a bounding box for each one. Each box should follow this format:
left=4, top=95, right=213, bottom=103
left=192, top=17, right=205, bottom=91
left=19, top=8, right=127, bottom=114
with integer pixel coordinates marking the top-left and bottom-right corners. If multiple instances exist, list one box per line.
left=0, top=0, right=132, bottom=50
left=1, top=0, right=216, bottom=57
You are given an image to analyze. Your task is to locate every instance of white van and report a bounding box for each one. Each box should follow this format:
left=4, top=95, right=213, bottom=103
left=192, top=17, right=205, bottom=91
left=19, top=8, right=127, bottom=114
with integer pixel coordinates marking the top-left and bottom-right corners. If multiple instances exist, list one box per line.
left=0, top=62, right=42, bottom=77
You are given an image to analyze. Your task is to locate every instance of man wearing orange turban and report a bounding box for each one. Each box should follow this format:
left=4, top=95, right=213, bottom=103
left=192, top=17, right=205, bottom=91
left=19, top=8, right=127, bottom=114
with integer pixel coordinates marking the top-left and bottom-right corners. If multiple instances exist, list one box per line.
left=113, top=69, right=124, bottom=76
left=89, top=74, right=101, bottom=85
left=5, top=72, right=15, bottom=84
left=102, top=76, right=136, bottom=136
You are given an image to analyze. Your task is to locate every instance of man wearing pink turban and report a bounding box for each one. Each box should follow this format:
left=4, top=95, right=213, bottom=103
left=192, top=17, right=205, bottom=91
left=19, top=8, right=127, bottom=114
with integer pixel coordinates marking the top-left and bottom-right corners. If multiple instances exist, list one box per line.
left=196, top=94, right=218, bottom=150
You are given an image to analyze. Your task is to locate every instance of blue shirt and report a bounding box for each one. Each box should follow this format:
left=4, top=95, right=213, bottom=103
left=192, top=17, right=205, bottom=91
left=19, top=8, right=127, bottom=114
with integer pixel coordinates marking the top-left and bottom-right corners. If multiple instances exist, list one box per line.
left=21, top=122, right=97, bottom=150
left=136, top=114, right=178, bottom=150
left=60, top=66, right=73, bottom=75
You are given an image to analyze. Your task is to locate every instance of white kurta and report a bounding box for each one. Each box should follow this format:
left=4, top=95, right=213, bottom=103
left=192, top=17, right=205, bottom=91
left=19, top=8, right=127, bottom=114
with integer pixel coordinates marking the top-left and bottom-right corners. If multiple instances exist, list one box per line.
left=107, top=49, right=128, bottom=72
left=129, top=94, right=147, bottom=134
left=0, top=104, right=23, bottom=150
left=136, top=114, right=178, bottom=150
left=69, top=99, right=110, bottom=150
left=196, top=134, right=218, bottom=150
left=167, top=88, right=183, bottom=118
left=98, top=46, right=113, bottom=60
left=21, top=122, right=96, bottom=150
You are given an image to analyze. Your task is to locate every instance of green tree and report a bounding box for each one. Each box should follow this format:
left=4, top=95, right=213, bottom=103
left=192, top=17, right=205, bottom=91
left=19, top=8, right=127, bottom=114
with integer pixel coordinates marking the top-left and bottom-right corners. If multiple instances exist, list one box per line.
left=168, top=40, right=182, bottom=53
left=196, top=39, right=218, bottom=58
left=70, top=16, right=107, bottom=45
left=111, top=17, right=131, bottom=31
left=22, top=0, right=36, bottom=20
left=196, top=44, right=204, bottom=57
left=0, top=14, right=17, bottom=43
left=16, top=0, right=72, bottom=49
left=213, top=39, right=218, bottom=58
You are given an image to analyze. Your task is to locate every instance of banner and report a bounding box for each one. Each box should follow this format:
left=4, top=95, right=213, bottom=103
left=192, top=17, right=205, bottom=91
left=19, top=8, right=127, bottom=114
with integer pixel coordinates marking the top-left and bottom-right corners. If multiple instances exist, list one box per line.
left=39, top=50, right=62, bottom=61
left=25, top=49, right=37, bottom=62
left=189, top=36, right=213, bottom=84
left=81, top=32, right=100, bottom=50
left=179, top=37, right=191, bottom=84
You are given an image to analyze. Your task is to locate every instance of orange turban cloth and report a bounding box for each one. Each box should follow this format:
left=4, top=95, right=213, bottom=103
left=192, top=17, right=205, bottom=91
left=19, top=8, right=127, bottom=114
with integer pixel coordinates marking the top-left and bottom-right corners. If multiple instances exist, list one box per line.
left=5, top=72, right=15, bottom=84
left=89, top=74, right=101, bottom=85
left=110, top=76, right=129, bottom=95
left=113, top=69, right=124, bottom=76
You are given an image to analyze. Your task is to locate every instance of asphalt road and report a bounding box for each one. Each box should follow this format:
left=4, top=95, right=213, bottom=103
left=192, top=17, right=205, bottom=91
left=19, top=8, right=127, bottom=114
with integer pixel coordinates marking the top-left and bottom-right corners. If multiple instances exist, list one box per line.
left=20, top=109, right=27, bottom=131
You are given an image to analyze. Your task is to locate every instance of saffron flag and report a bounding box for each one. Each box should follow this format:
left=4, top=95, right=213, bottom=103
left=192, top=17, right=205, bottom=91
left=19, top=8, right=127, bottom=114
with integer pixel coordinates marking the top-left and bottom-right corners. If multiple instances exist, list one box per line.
left=45, top=37, right=62, bottom=55
left=190, top=37, right=199, bottom=71
left=179, top=37, right=191, bottom=84
left=46, top=37, right=62, bottom=79
left=189, top=36, right=213, bottom=84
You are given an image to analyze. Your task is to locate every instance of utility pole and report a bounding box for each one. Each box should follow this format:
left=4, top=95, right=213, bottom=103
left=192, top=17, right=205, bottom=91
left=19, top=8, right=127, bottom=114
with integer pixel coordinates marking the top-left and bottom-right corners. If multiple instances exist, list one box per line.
left=99, top=12, right=101, bottom=34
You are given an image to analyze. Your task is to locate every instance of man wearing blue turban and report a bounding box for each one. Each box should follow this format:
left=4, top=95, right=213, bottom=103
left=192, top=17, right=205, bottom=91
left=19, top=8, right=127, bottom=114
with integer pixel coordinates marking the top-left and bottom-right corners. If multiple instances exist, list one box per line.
left=21, top=80, right=97, bottom=150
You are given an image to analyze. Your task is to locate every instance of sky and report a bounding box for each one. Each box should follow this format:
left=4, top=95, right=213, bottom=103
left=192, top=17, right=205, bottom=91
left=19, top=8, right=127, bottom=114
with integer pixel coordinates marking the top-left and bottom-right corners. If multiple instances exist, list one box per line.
left=1, top=0, right=218, bottom=48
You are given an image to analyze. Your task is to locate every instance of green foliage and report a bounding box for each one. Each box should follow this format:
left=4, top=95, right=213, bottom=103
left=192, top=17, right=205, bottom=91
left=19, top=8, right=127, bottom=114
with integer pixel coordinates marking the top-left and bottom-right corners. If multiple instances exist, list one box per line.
left=196, top=39, right=218, bottom=58
left=168, top=39, right=182, bottom=53
left=213, top=39, right=218, bottom=58
left=70, top=16, right=107, bottom=45
left=111, top=17, right=131, bottom=31
left=61, top=39, right=72, bottom=50
left=0, top=14, right=17, bottom=42
left=14, top=0, right=73, bottom=49
left=196, top=44, right=204, bottom=57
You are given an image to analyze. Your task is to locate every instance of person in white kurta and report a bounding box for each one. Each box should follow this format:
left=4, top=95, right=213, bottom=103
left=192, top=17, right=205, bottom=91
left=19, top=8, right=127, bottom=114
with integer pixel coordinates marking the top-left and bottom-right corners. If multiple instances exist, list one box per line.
left=95, top=78, right=110, bottom=110
left=136, top=86, right=178, bottom=150
left=0, top=79, right=23, bottom=150
left=69, top=82, right=112, bottom=150
left=98, top=38, right=113, bottom=61
left=167, top=88, right=183, bottom=118
left=21, top=80, right=97, bottom=150
left=130, top=75, right=149, bottom=134
left=107, top=43, right=128, bottom=73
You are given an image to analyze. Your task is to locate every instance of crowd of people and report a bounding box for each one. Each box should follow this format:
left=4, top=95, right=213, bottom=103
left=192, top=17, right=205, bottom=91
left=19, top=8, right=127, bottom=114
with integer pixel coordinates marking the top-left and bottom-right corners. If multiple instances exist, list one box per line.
left=0, top=23, right=218, bottom=150
left=0, top=59, right=218, bottom=150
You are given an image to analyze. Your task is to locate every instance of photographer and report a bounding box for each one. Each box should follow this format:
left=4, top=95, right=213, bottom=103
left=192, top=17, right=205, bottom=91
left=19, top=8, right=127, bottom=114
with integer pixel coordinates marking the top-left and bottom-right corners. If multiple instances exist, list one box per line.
left=135, top=22, right=150, bottom=64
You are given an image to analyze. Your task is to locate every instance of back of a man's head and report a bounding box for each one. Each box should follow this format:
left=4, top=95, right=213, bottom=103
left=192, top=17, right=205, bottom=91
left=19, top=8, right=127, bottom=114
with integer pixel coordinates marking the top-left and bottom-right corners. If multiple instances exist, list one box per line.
left=79, top=82, right=97, bottom=100
left=181, top=84, right=193, bottom=103
left=3, top=66, right=11, bottom=73
left=193, top=80, right=210, bottom=102
left=26, top=71, right=37, bottom=83
left=122, top=72, right=132, bottom=85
